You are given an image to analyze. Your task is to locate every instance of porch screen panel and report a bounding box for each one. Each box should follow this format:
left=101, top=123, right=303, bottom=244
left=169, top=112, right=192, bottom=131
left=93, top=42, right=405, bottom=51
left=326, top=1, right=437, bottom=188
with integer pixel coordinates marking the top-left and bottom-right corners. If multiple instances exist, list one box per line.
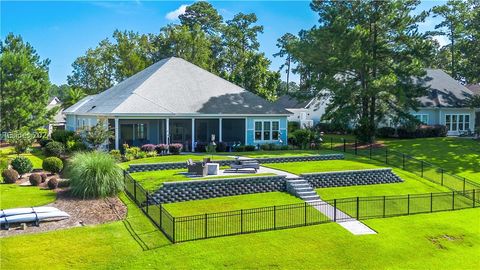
left=222, top=119, right=245, bottom=144
left=195, top=119, right=219, bottom=143
left=169, top=119, right=192, bottom=151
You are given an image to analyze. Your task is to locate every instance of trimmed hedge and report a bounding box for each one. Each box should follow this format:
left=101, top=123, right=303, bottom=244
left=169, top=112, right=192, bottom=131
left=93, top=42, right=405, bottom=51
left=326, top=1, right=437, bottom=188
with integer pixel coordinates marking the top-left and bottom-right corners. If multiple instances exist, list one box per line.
left=29, top=173, right=42, bottom=186
left=44, top=141, right=65, bottom=157
left=42, top=157, right=64, bottom=174
left=11, top=156, right=33, bottom=175
left=47, top=177, right=59, bottom=189
left=2, top=169, right=19, bottom=184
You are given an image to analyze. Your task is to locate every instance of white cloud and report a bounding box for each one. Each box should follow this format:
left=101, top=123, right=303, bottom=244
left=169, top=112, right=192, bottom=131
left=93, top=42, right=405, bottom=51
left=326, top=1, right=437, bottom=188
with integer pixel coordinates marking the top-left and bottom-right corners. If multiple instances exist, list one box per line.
left=165, top=4, right=189, bottom=21
left=433, top=35, right=450, bottom=47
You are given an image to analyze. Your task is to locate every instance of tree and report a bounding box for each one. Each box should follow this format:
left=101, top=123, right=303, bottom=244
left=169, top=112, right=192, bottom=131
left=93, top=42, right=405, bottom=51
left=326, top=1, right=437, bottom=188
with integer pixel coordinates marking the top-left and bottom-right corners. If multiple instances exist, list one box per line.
left=274, top=33, right=298, bottom=94
left=0, top=33, right=55, bottom=131
left=179, top=1, right=223, bottom=35
left=286, top=0, right=433, bottom=142
left=67, top=39, right=116, bottom=95
left=85, top=120, right=114, bottom=150
left=49, top=84, right=71, bottom=101
left=63, top=88, right=86, bottom=109
left=430, top=0, right=470, bottom=80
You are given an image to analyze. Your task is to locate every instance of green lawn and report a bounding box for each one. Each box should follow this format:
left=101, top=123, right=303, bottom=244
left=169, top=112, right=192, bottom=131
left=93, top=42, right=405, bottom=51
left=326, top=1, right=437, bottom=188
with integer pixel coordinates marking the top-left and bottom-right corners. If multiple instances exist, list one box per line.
left=239, top=149, right=336, bottom=158
left=163, top=192, right=304, bottom=216
left=130, top=168, right=274, bottom=191
left=264, top=159, right=383, bottom=174
left=382, top=137, right=480, bottom=182
left=0, top=146, right=45, bottom=169
left=118, top=154, right=233, bottom=169
left=0, top=184, right=56, bottom=209
left=1, top=192, right=478, bottom=269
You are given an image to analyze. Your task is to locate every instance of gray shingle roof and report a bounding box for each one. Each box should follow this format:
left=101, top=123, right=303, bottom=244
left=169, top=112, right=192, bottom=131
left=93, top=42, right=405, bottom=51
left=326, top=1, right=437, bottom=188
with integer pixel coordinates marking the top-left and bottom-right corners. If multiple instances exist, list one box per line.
left=274, top=95, right=311, bottom=109
left=64, top=57, right=290, bottom=116
left=418, top=69, right=474, bottom=107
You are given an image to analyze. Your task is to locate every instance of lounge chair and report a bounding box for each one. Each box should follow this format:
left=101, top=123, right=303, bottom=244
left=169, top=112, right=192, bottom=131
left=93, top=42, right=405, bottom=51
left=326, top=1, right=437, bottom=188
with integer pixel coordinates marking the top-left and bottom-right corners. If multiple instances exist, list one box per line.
left=186, top=159, right=208, bottom=176
left=230, top=159, right=260, bottom=173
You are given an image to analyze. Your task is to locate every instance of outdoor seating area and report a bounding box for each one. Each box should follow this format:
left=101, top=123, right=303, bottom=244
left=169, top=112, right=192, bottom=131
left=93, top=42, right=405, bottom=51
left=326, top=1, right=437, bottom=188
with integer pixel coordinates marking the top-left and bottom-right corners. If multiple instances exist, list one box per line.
left=229, top=158, right=260, bottom=173
left=185, top=157, right=261, bottom=177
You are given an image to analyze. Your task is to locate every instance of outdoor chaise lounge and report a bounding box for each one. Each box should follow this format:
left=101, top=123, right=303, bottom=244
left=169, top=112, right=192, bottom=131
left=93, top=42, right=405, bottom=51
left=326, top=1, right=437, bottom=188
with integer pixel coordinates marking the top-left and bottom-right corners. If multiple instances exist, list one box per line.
left=230, top=159, right=260, bottom=173
left=186, top=159, right=208, bottom=177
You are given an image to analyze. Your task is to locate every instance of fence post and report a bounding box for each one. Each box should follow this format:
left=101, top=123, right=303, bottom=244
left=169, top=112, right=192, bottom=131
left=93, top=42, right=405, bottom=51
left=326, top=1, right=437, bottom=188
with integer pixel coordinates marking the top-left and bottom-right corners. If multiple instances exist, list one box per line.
left=304, top=202, right=307, bottom=225
left=274, top=206, right=277, bottom=230
left=159, top=204, right=163, bottom=228
left=172, top=217, right=176, bottom=243
left=355, top=140, right=358, bottom=155
left=430, top=193, right=433, bottom=212
left=240, top=209, right=244, bottom=233
left=402, top=154, right=405, bottom=170
left=421, top=161, right=424, bottom=178
left=145, top=191, right=149, bottom=214
left=133, top=181, right=137, bottom=204
left=343, top=139, right=346, bottom=152
left=330, top=137, right=333, bottom=150
left=369, top=144, right=372, bottom=159
left=204, top=213, right=208, bottom=239
left=407, top=194, right=410, bottom=215
left=441, top=169, right=444, bottom=186
left=356, top=197, right=360, bottom=220
left=383, top=196, right=386, bottom=217
left=452, top=191, right=455, bottom=210
left=385, top=147, right=388, bottom=164
left=333, top=199, right=337, bottom=222
left=473, top=190, right=476, bottom=208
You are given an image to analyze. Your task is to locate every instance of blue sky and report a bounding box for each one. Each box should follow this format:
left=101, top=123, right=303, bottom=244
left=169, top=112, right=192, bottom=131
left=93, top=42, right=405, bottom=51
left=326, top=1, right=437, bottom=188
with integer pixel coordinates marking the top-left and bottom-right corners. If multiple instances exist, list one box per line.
left=1, top=1, right=446, bottom=85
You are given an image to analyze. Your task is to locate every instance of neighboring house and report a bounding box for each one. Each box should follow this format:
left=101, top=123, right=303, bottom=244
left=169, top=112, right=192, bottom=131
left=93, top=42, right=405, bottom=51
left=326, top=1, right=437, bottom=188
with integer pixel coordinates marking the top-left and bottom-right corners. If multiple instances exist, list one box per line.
left=64, top=57, right=290, bottom=151
left=466, top=83, right=480, bottom=129
left=276, top=69, right=477, bottom=136
left=274, top=95, right=328, bottom=128
left=46, top=97, right=66, bottom=134
left=411, top=69, right=476, bottom=136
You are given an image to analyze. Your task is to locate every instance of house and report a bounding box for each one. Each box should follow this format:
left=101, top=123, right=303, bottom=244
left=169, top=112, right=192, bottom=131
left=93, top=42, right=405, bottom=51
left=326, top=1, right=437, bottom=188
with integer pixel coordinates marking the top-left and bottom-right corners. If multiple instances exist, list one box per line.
left=466, top=83, right=480, bottom=129
left=276, top=69, right=477, bottom=136
left=411, top=69, right=477, bottom=136
left=274, top=95, right=328, bottom=128
left=46, top=97, right=66, bottom=134
left=64, top=57, right=290, bottom=151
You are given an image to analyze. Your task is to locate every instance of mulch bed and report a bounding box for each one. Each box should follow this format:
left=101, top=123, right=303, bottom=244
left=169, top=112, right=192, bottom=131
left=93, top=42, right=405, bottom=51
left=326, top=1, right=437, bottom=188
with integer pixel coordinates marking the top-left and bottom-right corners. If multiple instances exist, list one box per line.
left=0, top=188, right=127, bottom=237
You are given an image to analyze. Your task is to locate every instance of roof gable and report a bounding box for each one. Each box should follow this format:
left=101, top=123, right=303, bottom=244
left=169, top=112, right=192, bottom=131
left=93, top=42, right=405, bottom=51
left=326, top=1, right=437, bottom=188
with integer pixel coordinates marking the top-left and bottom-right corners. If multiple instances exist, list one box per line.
left=65, top=57, right=289, bottom=115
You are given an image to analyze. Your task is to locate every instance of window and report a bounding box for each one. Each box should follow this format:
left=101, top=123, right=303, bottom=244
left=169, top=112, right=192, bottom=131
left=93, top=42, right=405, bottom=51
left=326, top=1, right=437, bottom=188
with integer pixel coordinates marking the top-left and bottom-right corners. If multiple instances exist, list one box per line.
left=254, top=120, right=281, bottom=141
left=445, top=114, right=470, bottom=131
left=413, top=114, right=429, bottom=124
left=272, top=121, right=279, bottom=140
left=255, top=122, right=262, bottom=140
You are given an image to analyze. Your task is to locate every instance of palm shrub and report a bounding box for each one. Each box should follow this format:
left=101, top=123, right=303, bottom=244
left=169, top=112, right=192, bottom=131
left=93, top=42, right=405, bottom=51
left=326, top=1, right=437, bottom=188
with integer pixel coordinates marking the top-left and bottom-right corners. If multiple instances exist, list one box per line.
left=67, top=151, right=124, bottom=198
left=11, top=156, right=33, bottom=176
left=42, top=157, right=63, bottom=174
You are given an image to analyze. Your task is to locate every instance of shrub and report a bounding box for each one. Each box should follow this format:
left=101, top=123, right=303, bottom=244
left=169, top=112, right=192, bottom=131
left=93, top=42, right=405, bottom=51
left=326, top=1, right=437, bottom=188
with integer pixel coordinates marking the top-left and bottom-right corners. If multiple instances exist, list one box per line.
left=35, top=128, right=48, bottom=140
left=141, top=144, right=156, bottom=152
left=51, top=130, right=75, bottom=144
left=29, top=173, right=42, bottom=186
left=216, top=142, right=227, bottom=152
left=47, top=177, right=59, bottom=190
left=67, top=151, right=124, bottom=198
left=195, top=142, right=208, bottom=152
left=233, top=145, right=245, bottom=152
left=58, top=179, right=70, bottom=188
left=66, top=139, right=87, bottom=152
left=7, top=129, right=36, bottom=153
left=2, top=169, right=18, bottom=184
left=155, top=144, right=168, bottom=154
left=125, top=146, right=141, bottom=158
left=11, top=156, right=33, bottom=175
left=146, top=151, right=157, bottom=157
left=169, top=143, right=183, bottom=154
left=137, top=151, right=147, bottom=159
left=109, top=150, right=122, bottom=162
left=85, top=120, right=114, bottom=150
left=40, top=173, right=47, bottom=183
left=44, top=141, right=65, bottom=157
left=290, top=129, right=313, bottom=149
left=245, top=145, right=256, bottom=151
left=42, top=157, right=63, bottom=174
left=39, top=139, right=53, bottom=147
left=260, top=143, right=279, bottom=151
left=205, top=144, right=216, bottom=153
left=376, top=127, right=396, bottom=138
left=0, top=158, right=8, bottom=171
left=288, top=121, right=300, bottom=133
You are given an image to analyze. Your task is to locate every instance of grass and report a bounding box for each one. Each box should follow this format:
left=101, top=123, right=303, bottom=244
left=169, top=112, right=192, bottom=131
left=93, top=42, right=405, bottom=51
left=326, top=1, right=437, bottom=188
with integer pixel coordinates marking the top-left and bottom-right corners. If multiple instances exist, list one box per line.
left=0, top=184, right=56, bottom=209
left=382, top=137, right=480, bottom=182
left=163, top=192, right=304, bottom=216
left=0, top=146, right=45, bottom=169
left=118, top=154, right=233, bottom=170
left=1, top=193, right=478, bottom=269
left=130, top=168, right=274, bottom=191
left=239, top=149, right=335, bottom=158
left=264, top=159, right=382, bottom=174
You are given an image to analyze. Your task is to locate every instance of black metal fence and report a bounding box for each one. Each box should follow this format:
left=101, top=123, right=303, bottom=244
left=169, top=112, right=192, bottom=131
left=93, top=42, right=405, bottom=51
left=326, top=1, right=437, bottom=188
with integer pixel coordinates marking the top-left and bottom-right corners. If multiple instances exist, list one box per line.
left=124, top=169, right=479, bottom=242
left=321, top=137, right=480, bottom=194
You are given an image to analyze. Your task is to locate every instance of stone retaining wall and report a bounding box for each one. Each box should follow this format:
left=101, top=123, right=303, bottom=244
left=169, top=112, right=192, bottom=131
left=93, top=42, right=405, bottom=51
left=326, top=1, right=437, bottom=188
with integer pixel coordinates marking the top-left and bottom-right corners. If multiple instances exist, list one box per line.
left=151, top=175, right=287, bottom=204
left=127, top=154, right=344, bottom=173
left=301, top=168, right=403, bottom=188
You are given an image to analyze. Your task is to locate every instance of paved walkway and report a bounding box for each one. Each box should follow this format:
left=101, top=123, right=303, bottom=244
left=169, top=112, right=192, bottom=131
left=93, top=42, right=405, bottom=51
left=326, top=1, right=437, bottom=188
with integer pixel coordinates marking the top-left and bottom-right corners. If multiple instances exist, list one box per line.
left=229, top=159, right=377, bottom=235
